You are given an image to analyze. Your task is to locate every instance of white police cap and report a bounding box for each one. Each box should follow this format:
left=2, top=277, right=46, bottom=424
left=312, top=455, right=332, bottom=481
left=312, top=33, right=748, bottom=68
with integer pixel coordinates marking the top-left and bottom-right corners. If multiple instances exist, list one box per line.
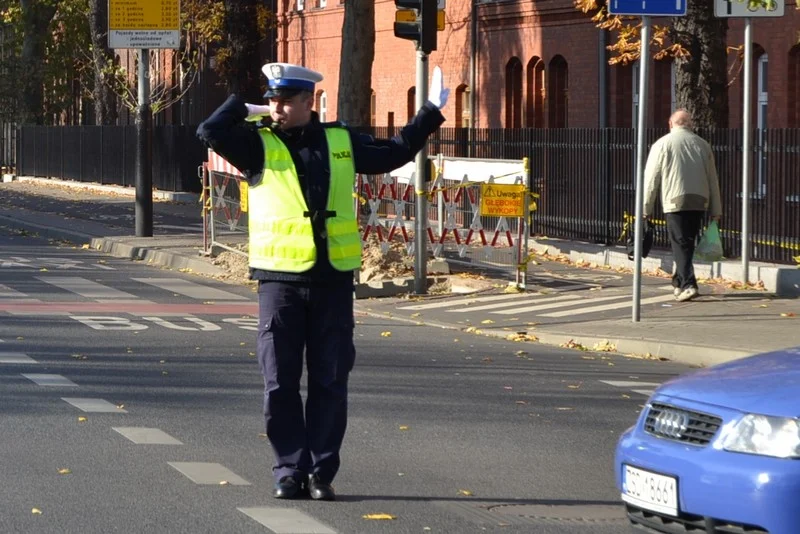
left=261, top=63, right=323, bottom=98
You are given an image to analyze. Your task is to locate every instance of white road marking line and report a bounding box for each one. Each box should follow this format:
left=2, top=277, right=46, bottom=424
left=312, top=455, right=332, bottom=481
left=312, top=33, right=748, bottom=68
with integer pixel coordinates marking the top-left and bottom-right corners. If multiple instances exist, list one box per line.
left=238, top=507, right=337, bottom=534
left=62, top=398, right=127, bottom=413
left=0, top=283, right=40, bottom=301
left=22, top=374, right=78, bottom=387
left=35, top=276, right=143, bottom=302
left=0, top=352, right=38, bottom=364
left=113, top=427, right=181, bottom=444
left=132, top=278, right=248, bottom=301
left=398, top=292, right=533, bottom=311
left=446, top=294, right=582, bottom=313
left=539, top=294, right=676, bottom=317
left=632, top=389, right=656, bottom=396
left=167, top=462, right=250, bottom=485
left=492, top=294, right=629, bottom=315
left=600, top=380, right=662, bottom=388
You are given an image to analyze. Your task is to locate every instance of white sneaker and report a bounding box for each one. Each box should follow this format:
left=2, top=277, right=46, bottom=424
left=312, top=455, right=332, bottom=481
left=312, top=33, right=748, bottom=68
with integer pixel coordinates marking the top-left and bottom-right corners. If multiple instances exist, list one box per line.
left=673, top=287, right=681, bottom=297
left=676, top=287, right=698, bottom=302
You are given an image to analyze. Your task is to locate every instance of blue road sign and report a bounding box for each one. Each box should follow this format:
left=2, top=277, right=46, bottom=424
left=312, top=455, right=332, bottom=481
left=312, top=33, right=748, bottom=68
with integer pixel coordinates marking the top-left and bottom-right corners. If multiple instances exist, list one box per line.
left=607, top=0, right=687, bottom=16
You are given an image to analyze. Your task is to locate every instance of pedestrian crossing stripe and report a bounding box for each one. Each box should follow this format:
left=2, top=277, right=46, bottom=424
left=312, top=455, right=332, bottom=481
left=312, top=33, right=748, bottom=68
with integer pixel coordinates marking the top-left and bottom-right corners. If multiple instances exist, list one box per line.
left=601, top=380, right=660, bottom=397
left=446, top=294, right=582, bottom=313
left=4, top=277, right=249, bottom=303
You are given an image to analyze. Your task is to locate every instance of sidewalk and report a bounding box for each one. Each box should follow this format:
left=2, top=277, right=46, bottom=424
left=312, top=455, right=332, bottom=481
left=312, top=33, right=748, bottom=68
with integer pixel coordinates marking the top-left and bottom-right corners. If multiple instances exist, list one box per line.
left=2, top=177, right=799, bottom=368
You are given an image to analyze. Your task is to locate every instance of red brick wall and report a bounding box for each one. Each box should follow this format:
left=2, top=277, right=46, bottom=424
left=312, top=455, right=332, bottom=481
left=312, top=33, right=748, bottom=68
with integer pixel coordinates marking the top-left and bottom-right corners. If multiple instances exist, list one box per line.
left=277, top=0, right=800, bottom=129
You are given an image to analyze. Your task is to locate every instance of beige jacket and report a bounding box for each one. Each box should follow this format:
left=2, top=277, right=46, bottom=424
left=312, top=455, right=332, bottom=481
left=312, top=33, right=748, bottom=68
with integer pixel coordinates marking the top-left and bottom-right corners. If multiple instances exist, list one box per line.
left=643, top=126, right=722, bottom=217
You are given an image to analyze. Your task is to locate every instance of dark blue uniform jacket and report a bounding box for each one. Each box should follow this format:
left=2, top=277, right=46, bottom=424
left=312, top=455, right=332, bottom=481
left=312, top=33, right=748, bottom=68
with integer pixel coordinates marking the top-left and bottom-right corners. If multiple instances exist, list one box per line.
left=196, top=95, right=444, bottom=285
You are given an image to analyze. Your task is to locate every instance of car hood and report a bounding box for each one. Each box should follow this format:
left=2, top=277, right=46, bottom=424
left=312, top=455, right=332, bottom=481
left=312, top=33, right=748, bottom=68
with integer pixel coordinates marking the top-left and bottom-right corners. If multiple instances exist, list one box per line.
left=656, top=347, right=800, bottom=418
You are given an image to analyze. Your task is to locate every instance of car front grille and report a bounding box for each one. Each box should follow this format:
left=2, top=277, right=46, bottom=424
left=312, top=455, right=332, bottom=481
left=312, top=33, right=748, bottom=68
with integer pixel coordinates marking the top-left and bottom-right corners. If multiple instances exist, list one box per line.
left=644, top=402, right=722, bottom=446
left=626, top=504, right=768, bottom=533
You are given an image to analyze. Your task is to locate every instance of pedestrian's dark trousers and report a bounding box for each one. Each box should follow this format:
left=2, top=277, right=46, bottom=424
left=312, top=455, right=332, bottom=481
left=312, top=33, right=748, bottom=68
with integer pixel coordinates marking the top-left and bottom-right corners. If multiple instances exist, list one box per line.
left=256, top=280, right=355, bottom=484
left=665, top=210, right=705, bottom=291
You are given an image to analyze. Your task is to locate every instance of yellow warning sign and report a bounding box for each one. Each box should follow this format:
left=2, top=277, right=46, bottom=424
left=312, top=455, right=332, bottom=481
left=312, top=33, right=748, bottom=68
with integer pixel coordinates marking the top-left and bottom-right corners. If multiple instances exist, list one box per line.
left=479, top=183, right=525, bottom=217
left=239, top=181, right=249, bottom=213
left=394, top=9, right=446, bottom=31
left=109, top=0, right=180, bottom=31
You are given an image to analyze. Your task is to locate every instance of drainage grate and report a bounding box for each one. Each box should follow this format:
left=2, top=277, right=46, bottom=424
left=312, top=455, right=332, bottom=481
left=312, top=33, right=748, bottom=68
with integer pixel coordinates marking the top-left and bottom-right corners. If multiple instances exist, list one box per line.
left=435, top=501, right=627, bottom=526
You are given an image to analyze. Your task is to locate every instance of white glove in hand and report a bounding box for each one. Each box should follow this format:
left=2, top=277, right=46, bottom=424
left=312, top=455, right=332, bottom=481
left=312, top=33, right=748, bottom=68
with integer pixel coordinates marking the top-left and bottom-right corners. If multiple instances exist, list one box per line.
left=245, top=103, right=271, bottom=117
left=428, top=66, right=450, bottom=110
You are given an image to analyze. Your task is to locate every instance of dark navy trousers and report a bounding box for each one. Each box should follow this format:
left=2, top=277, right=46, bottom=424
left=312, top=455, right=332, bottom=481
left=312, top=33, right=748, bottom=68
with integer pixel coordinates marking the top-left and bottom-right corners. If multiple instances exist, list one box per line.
left=256, top=280, right=356, bottom=484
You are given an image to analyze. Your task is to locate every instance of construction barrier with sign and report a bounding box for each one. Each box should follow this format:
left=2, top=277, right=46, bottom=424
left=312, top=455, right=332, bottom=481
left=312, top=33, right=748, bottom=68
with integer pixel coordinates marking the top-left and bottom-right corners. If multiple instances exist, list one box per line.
left=200, top=150, right=249, bottom=256
left=358, top=155, right=533, bottom=287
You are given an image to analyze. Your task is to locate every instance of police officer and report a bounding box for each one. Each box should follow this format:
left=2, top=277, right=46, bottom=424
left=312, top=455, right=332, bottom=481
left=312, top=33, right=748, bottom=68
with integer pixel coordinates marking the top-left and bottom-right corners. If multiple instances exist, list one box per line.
left=196, top=63, right=448, bottom=500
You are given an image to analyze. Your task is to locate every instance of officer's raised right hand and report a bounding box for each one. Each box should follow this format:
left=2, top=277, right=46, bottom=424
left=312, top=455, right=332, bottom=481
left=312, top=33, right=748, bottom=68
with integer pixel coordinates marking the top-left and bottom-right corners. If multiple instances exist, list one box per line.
left=428, top=66, right=450, bottom=110
left=245, top=103, right=271, bottom=118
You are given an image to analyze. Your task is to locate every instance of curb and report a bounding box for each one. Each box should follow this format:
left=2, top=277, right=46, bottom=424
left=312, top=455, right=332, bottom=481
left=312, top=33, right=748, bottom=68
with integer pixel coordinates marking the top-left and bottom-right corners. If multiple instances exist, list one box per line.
left=89, top=237, right=226, bottom=277
left=353, top=307, right=755, bottom=368
left=13, top=176, right=199, bottom=203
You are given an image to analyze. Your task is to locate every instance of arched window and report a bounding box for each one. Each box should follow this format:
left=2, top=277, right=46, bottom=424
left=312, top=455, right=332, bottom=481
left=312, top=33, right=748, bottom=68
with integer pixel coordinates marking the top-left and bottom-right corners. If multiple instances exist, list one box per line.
left=319, top=91, right=327, bottom=122
left=455, top=84, right=470, bottom=128
left=548, top=55, right=568, bottom=128
left=505, top=57, right=523, bottom=128
left=525, top=57, right=545, bottom=128
left=407, top=87, right=416, bottom=121
left=370, top=89, right=376, bottom=127
left=789, top=45, right=800, bottom=127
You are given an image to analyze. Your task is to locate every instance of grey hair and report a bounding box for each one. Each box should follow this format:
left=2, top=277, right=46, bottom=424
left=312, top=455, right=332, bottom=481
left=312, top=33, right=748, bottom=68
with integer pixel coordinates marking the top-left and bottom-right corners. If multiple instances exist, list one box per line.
left=670, top=109, right=692, bottom=128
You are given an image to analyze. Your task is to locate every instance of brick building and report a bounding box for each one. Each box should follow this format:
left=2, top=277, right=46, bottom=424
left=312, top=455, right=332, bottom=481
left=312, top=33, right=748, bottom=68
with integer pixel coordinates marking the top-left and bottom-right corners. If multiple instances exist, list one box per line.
left=275, top=0, right=800, bottom=129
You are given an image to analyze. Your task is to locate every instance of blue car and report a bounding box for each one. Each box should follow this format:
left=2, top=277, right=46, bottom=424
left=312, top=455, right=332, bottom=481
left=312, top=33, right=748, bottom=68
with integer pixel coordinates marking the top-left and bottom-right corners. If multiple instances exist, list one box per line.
left=615, top=346, right=800, bottom=534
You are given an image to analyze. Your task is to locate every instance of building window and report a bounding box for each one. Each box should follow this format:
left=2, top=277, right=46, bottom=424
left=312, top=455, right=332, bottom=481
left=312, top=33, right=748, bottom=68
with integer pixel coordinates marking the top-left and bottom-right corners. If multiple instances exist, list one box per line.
left=407, top=87, right=416, bottom=121
left=370, top=89, right=376, bottom=127
left=757, top=52, right=768, bottom=195
left=319, top=0, right=326, bottom=7
left=319, top=91, right=328, bottom=122
left=525, top=56, right=545, bottom=128
left=455, top=84, right=470, bottom=128
left=297, top=0, right=304, bottom=10
left=653, top=59, right=673, bottom=126
left=548, top=55, right=568, bottom=128
left=789, top=45, right=800, bottom=128
left=505, top=57, right=523, bottom=128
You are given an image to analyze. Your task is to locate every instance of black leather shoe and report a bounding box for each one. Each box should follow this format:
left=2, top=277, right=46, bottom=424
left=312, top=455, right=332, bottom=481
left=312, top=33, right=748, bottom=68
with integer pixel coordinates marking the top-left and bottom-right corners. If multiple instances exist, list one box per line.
left=273, top=476, right=304, bottom=499
left=308, top=474, right=335, bottom=501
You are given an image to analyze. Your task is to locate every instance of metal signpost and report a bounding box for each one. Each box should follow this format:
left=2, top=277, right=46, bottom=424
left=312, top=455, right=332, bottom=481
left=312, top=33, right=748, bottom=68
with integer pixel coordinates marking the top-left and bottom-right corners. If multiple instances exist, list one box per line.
left=608, top=0, right=686, bottom=322
left=394, top=0, right=442, bottom=294
left=714, top=0, right=784, bottom=283
left=108, top=0, right=181, bottom=237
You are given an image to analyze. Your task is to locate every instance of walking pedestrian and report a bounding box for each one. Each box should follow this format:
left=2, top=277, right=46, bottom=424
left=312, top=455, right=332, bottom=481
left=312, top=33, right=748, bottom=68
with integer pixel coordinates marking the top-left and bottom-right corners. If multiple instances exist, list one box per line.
left=196, top=63, right=448, bottom=500
left=643, top=109, right=722, bottom=302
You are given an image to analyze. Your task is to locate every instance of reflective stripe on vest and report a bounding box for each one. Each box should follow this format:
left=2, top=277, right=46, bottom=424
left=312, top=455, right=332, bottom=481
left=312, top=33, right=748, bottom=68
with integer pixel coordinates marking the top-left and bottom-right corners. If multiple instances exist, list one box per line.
left=248, top=127, right=361, bottom=273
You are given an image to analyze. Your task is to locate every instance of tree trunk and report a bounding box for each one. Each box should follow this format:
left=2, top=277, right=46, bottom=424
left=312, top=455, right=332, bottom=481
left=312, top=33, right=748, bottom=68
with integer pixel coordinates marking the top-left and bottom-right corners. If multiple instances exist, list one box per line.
left=224, top=0, right=264, bottom=101
left=19, top=0, right=58, bottom=125
left=670, top=0, right=729, bottom=129
left=337, top=0, right=375, bottom=127
left=89, top=0, right=119, bottom=125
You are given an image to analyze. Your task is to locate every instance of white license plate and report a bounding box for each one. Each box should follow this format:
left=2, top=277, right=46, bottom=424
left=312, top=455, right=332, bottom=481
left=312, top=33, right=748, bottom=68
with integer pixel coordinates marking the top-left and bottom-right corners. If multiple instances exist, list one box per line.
left=621, top=465, right=678, bottom=516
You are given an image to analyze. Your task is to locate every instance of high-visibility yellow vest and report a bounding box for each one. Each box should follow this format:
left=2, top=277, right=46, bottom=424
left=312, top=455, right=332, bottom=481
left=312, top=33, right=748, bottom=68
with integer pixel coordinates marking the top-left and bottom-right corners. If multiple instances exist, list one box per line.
left=248, top=127, right=361, bottom=273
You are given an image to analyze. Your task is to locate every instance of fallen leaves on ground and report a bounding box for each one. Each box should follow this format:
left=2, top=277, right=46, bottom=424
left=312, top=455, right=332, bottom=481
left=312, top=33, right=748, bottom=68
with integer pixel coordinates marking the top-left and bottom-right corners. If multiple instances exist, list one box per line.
left=781, top=312, right=796, bottom=318
left=31, top=508, right=43, bottom=515
left=57, top=468, right=71, bottom=475
left=481, top=319, right=495, bottom=324
left=507, top=332, right=538, bottom=342
left=560, top=339, right=587, bottom=351
left=380, top=331, right=392, bottom=337
left=458, top=489, right=474, bottom=496
left=363, top=513, right=397, bottom=520
left=399, top=425, right=409, bottom=431
left=78, top=416, right=87, bottom=423
left=592, top=339, right=617, bottom=352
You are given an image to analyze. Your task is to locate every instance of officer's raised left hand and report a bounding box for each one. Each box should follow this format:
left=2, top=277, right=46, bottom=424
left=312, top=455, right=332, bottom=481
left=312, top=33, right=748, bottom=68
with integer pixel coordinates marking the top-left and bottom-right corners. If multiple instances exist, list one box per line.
left=428, top=66, right=450, bottom=110
left=245, top=103, right=271, bottom=117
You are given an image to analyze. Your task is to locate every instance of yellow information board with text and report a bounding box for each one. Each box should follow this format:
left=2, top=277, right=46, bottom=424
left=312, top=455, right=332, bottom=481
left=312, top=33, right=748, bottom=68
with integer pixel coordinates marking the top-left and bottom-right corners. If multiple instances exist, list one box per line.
left=109, top=0, right=181, bottom=49
left=479, top=183, right=526, bottom=217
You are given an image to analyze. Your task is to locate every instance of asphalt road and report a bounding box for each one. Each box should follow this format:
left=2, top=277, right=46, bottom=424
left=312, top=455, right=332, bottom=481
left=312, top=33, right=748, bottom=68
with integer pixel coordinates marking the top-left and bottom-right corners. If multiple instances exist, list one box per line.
left=0, top=226, right=693, bottom=534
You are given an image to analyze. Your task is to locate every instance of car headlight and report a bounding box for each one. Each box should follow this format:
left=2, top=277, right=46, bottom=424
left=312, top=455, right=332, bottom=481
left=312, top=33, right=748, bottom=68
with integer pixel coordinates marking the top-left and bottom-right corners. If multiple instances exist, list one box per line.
left=721, top=414, right=800, bottom=458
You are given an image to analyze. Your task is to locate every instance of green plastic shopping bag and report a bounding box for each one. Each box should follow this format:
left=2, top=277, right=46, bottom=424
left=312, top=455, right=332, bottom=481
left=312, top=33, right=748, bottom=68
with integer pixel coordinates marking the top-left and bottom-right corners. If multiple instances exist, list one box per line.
left=695, top=220, right=724, bottom=262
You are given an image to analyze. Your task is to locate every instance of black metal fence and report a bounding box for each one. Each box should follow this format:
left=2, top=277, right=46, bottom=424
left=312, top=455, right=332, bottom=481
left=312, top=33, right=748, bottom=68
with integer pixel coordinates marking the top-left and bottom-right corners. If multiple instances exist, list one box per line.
left=373, top=126, right=800, bottom=265
left=17, top=125, right=206, bottom=193
left=0, top=121, right=15, bottom=171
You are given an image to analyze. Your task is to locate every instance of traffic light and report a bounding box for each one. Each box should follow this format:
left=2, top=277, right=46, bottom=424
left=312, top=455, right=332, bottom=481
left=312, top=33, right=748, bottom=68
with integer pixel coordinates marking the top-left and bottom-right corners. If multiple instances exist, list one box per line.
left=394, top=0, right=437, bottom=54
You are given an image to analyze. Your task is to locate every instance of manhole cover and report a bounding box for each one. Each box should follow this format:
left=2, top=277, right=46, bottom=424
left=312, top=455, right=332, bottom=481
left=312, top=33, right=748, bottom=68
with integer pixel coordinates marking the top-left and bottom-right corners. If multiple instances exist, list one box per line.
left=489, top=504, right=626, bottom=522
